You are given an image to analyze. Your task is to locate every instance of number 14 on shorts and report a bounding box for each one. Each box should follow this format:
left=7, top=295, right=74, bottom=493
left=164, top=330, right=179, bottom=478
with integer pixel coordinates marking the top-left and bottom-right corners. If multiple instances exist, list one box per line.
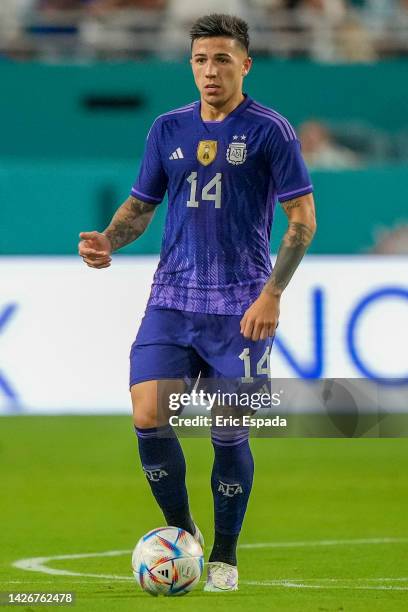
left=239, top=346, right=271, bottom=382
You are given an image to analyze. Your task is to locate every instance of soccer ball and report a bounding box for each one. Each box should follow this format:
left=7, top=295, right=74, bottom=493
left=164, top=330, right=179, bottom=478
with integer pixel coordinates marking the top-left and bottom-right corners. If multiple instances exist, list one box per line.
left=132, top=526, right=204, bottom=596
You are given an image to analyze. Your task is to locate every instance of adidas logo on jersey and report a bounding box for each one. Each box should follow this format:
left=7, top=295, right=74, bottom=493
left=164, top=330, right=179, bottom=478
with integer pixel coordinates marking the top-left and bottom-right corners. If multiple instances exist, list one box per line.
left=169, top=147, right=184, bottom=160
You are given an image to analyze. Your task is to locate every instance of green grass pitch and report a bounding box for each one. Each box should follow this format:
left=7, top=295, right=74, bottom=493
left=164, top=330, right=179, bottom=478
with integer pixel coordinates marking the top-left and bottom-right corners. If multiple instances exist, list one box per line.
left=1, top=416, right=407, bottom=611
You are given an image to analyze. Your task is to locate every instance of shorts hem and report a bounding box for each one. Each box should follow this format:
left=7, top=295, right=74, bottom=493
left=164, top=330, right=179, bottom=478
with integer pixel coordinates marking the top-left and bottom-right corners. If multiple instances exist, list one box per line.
left=129, top=374, right=186, bottom=389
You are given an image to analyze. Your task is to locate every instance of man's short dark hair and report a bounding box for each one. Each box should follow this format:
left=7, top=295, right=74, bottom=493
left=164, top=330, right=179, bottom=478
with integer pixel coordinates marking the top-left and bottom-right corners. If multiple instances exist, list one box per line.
left=190, top=14, right=250, bottom=54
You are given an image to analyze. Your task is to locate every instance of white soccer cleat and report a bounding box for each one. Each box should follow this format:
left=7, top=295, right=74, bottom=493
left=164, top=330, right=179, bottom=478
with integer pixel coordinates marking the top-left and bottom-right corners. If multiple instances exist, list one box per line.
left=193, top=523, right=205, bottom=550
left=203, top=561, right=238, bottom=592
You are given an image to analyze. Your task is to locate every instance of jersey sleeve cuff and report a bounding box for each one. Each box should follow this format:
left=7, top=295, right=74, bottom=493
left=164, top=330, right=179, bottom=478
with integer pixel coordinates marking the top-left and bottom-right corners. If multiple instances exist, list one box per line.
left=278, top=184, right=313, bottom=203
left=131, top=187, right=163, bottom=205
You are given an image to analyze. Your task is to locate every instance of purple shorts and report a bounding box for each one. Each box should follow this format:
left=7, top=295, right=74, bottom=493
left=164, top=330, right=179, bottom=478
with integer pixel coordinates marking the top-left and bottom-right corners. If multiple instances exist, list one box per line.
left=129, top=306, right=274, bottom=387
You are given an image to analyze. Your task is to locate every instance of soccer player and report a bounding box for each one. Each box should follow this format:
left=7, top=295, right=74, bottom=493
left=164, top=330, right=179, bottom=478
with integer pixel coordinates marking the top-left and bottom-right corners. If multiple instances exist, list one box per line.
left=78, top=13, right=316, bottom=592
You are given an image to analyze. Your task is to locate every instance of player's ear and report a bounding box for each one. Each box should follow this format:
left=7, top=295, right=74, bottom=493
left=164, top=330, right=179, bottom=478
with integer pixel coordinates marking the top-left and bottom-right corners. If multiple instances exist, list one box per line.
left=242, top=56, right=252, bottom=77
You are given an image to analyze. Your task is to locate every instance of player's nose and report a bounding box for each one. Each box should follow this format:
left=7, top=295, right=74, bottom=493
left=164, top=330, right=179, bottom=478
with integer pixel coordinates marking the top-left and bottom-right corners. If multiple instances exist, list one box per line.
left=205, top=61, right=217, bottom=77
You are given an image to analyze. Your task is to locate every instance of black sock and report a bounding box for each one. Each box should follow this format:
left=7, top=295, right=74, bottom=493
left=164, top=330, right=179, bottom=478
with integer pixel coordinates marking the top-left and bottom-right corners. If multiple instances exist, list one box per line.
left=209, top=531, right=239, bottom=566
left=135, top=425, right=195, bottom=537
left=163, top=507, right=195, bottom=537
left=210, top=437, right=254, bottom=536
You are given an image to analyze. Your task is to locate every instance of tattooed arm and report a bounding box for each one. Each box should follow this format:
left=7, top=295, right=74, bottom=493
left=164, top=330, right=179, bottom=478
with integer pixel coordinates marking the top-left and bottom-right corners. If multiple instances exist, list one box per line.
left=103, top=196, right=156, bottom=251
left=78, top=196, right=156, bottom=269
left=263, top=193, right=316, bottom=297
left=240, top=193, right=316, bottom=340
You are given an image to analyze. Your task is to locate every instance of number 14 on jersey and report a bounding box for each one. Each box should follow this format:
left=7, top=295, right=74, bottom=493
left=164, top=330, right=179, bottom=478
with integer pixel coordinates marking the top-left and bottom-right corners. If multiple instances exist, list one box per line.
left=187, top=172, right=222, bottom=209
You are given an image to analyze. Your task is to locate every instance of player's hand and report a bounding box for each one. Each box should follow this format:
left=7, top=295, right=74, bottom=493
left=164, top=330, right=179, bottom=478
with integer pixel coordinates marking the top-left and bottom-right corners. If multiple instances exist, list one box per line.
left=78, top=231, right=112, bottom=269
left=240, top=291, right=280, bottom=341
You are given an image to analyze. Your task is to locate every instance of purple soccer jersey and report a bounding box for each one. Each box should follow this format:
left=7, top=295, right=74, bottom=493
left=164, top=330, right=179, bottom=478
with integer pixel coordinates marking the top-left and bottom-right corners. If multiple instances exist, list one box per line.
left=131, top=95, right=313, bottom=315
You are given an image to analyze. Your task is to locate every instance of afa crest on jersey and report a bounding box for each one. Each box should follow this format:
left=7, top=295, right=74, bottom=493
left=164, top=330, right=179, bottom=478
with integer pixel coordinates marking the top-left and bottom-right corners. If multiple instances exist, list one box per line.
left=226, top=141, right=247, bottom=165
left=197, top=140, right=218, bottom=166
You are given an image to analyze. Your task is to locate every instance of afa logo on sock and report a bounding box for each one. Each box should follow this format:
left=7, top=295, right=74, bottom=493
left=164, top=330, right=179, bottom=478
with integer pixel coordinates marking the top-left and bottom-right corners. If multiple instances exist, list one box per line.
left=218, top=480, right=243, bottom=497
left=143, top=468, right=168, bottom=482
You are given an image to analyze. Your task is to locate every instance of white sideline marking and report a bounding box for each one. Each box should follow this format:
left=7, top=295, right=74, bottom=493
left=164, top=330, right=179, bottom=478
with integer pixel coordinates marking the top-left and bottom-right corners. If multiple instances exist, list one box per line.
left=12, top=537, right=408, bottom=590
left=13, top=550, right=134, bottom=581
left=6, top=580, right=132, bottom=585
left=243, top=580, right=408, bottom=591
left=239, top=537, right=408, bottom=549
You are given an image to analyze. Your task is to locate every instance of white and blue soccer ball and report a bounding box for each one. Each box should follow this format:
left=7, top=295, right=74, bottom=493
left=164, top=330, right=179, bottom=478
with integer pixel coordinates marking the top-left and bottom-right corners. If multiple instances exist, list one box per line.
left=132, top=526, right=204, bottom=596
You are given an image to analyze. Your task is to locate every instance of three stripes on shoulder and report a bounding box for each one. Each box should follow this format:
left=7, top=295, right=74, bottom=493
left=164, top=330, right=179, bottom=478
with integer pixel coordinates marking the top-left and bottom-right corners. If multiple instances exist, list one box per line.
left=169, top=147, right=184, bottom=160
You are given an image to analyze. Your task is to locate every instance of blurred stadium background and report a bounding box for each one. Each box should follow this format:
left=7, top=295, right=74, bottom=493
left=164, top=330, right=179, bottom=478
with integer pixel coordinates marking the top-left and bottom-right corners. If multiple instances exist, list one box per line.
left=1, top=6, right=408, bottom=611
left=1, top=0, right=407, bottom=414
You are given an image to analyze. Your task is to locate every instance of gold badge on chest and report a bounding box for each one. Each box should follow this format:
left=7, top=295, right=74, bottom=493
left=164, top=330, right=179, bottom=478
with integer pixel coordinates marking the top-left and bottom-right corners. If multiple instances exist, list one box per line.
left=197, top=140, right=218, bottom=166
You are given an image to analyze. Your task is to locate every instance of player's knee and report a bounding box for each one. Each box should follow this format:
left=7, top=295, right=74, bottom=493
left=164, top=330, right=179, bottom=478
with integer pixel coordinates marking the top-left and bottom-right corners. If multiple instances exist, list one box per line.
left=131, top=381, right=158, bottom=428
left=131, top=380, right=178, bottom=429
left=132, top=397, right=166, bottom=429
left=133, top=409, right=159, bottom=429
left=134, top=416, right=155, bottom=429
